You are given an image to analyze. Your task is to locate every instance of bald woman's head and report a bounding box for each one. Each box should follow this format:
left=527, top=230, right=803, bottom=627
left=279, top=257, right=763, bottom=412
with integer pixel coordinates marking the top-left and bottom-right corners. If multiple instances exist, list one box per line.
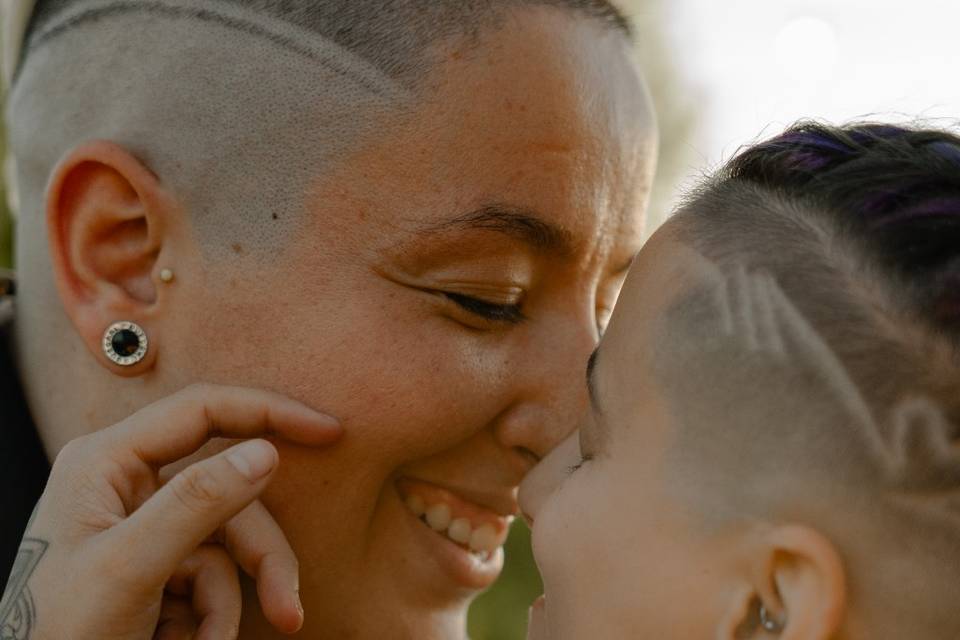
left=6, top=5, right=657, bottom=634
left=7, top=0, right=632, bottom=253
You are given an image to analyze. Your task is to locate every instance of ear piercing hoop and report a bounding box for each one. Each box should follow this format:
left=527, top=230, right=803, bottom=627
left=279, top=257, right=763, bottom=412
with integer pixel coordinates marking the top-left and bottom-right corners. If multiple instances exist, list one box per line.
left=759, top=603, right=784, bottom=633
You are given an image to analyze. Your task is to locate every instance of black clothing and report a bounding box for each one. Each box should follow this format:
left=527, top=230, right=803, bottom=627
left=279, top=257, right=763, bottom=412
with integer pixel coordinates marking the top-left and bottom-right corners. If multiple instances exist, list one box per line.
left=0, top=303, right=50, bottom=585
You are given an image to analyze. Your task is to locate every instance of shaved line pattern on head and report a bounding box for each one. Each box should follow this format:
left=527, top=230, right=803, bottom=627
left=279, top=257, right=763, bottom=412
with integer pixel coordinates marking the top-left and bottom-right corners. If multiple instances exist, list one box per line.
left=23, top=0, right=401, bottom=98
left=657, top=256, right=959, bottom=516
left=19, top=0, right=632, bottom=90
left=673, top=257, right=882, bottom=452
left=656, top=122, right=960, bottom=637
left=7, top=0, right=635, bottom=251
left=707, top=263, right=879, bottom=438
left=7, top=0, right=415, bottom=251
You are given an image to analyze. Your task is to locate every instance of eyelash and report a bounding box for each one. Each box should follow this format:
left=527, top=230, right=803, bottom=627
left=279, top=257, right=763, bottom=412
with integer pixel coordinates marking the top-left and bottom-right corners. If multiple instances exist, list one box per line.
left=442, top=292, right=526, bottom=324
left=566, top=453, right=594, bottom=476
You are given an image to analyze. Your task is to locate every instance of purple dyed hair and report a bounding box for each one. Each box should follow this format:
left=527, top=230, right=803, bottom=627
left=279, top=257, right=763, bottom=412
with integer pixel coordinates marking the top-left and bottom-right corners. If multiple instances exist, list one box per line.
left=701, top=121, right=960, bottom=326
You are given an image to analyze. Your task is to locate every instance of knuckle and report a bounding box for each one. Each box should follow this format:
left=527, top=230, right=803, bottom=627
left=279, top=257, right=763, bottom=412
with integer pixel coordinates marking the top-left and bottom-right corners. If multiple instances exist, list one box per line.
left=53, top=436, right=91, bottom=467
left=47, top=437, right=101, bottom=489
left=170, top=464, right=228, bottom=512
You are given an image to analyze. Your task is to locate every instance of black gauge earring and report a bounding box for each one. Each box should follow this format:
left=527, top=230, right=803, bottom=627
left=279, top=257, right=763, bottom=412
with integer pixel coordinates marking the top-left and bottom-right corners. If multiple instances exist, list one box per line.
left=102, top=321, right=149, bottom=366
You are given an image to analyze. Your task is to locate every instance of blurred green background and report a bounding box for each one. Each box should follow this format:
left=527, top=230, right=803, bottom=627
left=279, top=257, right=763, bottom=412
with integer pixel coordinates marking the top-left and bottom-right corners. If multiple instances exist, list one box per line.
left=0, top=2, right=693, bottom=638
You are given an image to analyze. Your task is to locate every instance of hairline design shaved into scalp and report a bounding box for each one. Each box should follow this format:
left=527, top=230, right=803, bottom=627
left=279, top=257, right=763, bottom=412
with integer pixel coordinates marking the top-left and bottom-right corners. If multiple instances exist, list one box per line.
left=653, top=255, right=960, bottom=636
left=646, top=122, right=960, bottom=637
left=25, top=0, right=400, bottom=97
left=7, top=0, right=633, bottom=254
left=653, top=255, right=960, bottom=501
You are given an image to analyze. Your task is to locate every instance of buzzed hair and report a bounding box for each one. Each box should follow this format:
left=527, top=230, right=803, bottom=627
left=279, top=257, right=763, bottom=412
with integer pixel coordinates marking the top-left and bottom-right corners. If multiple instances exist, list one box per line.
left=21, top=0, right=631, bottom=84
left=657, top=122, right=960, bottom=638
left=7, top=0, right=632, bottom=255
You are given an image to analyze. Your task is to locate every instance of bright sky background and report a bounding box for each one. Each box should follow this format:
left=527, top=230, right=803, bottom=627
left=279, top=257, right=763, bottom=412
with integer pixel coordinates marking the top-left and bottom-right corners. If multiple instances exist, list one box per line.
left=650, top=0, right=960, bottom=194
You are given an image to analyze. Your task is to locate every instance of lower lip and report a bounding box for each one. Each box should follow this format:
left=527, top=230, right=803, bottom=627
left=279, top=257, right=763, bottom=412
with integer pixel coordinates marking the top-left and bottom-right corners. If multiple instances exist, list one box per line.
left=396, top=488, right=505, bottom=591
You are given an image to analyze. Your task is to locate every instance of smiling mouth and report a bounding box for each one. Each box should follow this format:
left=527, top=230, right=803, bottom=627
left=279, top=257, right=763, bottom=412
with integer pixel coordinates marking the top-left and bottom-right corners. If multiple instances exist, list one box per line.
left=397, top=477, right=513, bottom=561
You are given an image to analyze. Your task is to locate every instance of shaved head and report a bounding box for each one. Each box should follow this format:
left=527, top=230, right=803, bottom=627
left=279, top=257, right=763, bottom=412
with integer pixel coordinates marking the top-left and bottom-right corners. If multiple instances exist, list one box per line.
left=652, top=126, right=960, bottom=636
left=23, top=0, right=631, bottom=84
left=8, top=0, right=632, bottom=252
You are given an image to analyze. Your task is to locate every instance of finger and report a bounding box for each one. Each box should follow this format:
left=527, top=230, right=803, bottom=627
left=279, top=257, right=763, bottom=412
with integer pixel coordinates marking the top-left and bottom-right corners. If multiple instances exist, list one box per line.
left=154, top=595, right=197, bottom=640
left=106, top=439, right=279, bottom=587
left=101, top=384, right=342, bottom=468
left=166, top=545, right=242, bottom=640
left=223, top=501, right=303, bottom=634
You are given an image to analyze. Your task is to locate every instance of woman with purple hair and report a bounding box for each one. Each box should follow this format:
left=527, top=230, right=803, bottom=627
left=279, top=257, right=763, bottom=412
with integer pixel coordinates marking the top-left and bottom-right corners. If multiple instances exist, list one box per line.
left=521, top=122, right=960, bottom=639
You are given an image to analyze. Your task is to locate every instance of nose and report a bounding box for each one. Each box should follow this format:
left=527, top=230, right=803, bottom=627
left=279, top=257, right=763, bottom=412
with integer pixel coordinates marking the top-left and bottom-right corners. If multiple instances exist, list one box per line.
left=518, top=433, right=581, bottom=525
left=493, top=308, right=597, bottom=465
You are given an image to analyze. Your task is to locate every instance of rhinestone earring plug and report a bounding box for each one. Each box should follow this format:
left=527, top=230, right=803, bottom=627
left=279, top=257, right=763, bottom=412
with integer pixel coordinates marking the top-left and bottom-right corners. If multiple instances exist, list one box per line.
left=102, top=321, right=149, bottom=366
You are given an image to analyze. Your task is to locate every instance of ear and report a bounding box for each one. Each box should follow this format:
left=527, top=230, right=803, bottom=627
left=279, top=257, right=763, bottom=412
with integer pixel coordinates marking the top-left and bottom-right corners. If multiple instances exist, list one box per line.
left=716, top=524, right=847, bottom=639
left=771, top=525, right=847, bottom=639
left=46, top=140, right=178, bottom=376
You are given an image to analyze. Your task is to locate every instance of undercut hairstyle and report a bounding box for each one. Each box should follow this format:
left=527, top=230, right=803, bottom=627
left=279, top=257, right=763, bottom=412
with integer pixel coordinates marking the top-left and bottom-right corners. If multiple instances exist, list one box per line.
left=6, top=0, right=631, bottom=253
left=22, top=0, right=631, bottom=83
left=658, top=122, right=960, bottom=638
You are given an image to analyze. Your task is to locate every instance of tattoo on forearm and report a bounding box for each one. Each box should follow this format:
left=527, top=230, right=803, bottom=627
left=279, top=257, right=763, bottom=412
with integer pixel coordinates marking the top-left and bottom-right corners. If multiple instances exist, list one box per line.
left=0, top=538, right=48, bottom=640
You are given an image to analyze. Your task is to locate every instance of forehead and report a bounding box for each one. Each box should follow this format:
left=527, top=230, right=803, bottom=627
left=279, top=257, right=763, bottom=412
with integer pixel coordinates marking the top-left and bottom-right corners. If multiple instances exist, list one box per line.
left=305, top=7, right=656, bottom=262
left=587, top=225, right=700, bottom=379
left=605, top=225, right=707, bottom=341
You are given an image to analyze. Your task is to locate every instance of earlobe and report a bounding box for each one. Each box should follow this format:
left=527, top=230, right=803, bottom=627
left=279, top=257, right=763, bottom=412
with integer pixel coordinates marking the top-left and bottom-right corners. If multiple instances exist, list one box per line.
left=46, top=140, right=176, bottom=376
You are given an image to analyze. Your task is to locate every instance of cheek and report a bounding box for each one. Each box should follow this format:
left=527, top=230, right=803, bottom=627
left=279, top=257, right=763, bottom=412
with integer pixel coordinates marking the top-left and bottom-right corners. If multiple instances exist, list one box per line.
left=535, top=466, right=725, bottom=638
left=532, top=471, right=617, bottom=615
left=533, top=464, right=677, bottom=638
left=190, top=268, right=520, bottom=472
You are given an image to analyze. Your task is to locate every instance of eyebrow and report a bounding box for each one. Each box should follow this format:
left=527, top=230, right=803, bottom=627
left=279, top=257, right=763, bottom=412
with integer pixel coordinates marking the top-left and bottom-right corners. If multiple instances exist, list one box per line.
left=586, top=347, right=602, bottom=415
left=418, top=203, right=576, bottom=257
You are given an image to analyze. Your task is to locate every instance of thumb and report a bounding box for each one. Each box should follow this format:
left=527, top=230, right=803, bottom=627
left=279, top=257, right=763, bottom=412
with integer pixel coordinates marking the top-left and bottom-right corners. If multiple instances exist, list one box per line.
left=106, top=439, right=278, bottom=588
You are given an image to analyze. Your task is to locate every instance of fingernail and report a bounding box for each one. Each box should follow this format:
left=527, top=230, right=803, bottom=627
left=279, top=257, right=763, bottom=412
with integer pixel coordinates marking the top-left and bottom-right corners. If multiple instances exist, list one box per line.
left=227, top=440, right=278, bottom=481
left=296, top=590, right=304, bottom=617
left=309, top=409, right=341, bottom=428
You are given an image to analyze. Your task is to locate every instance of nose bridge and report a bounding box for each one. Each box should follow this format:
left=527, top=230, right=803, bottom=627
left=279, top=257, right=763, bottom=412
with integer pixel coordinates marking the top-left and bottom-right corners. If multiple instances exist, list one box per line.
left=494, top=304, right=597, bottom=461
left=540, top=307, right=596, bottom=426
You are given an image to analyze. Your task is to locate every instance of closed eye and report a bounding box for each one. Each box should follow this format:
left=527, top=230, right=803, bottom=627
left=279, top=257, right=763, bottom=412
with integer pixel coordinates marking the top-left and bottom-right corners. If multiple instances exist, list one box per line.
left=442, top=292, right=526, bottom=324
left=565, top=453, right=593, bottom=476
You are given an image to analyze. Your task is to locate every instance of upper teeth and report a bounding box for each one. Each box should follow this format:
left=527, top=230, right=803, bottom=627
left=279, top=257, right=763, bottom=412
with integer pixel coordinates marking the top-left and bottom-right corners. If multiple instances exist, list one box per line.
left=448, top=518, right=472, bottom=544
left=469, top=524, right=500, bottom=552
left=406, top=494, right=427, bottom=517
left=405, top=494, right=504, bottom=553
left=425, top=503, right=452, bottom=532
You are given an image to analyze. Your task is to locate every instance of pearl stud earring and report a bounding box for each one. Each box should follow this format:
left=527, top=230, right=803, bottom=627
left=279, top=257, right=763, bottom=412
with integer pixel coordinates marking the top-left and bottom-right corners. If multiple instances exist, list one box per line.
left=159, top=268, right=175, bottom=283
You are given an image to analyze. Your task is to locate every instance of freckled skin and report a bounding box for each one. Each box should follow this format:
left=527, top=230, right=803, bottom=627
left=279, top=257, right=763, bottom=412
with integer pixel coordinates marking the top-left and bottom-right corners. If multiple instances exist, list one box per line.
left=95, top=8, right=656, bottom=640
